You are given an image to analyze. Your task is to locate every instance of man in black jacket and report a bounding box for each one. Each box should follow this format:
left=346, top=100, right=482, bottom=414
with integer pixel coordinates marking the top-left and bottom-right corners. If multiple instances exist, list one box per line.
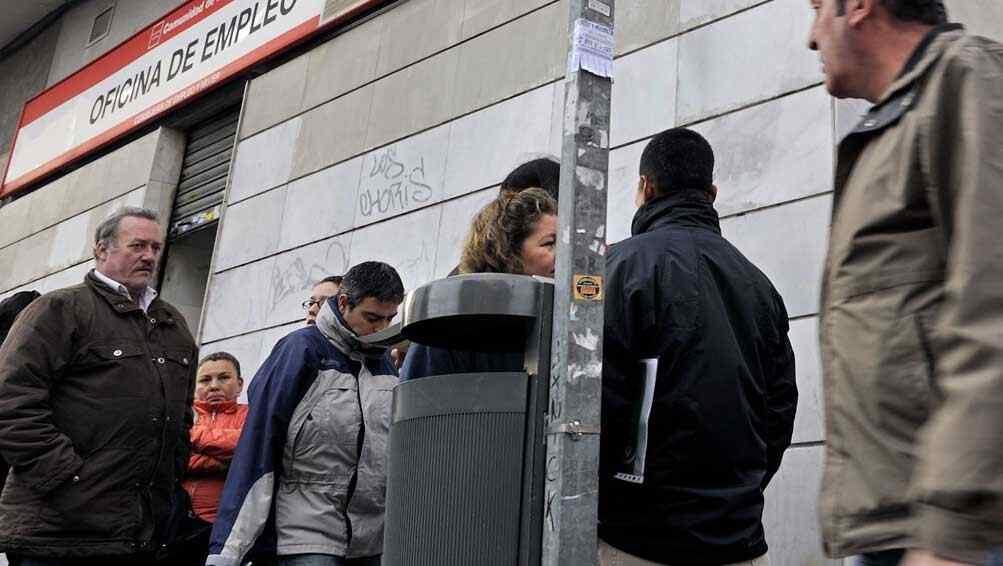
left=599, top=128, right=797, bottom=565
left=0, top=291, right=40, bottom=495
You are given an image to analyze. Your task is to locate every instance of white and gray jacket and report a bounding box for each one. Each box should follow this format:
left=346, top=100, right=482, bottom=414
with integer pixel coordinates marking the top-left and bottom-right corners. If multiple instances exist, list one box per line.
left=206, top=301, right=397, bottom=564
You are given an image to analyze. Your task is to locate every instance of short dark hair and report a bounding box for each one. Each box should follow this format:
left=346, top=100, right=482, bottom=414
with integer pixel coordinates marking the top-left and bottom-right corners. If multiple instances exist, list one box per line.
left=501, top=158, right=561, bottom=200
left=838, top=0, right=947, bottom=25
left=339, top=261, right=405, bottom=308
left=198, top=351, right=242, bottom=378
left=639, top=128, right=714, bottom=197
left=0, top=290, right=41, bottom=345
left=316, top=275, right=343, bottom=287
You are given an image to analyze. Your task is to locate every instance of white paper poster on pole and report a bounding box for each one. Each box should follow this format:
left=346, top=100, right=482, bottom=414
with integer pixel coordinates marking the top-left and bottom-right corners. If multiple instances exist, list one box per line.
left=567, top=18, right=615, bottom=79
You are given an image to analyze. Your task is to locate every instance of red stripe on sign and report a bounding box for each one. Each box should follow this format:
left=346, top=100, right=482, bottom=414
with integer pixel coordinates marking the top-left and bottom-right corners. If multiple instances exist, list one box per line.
left=0, top=17, right=320, bottom=199
left=20, top=0, right=234, bottom=127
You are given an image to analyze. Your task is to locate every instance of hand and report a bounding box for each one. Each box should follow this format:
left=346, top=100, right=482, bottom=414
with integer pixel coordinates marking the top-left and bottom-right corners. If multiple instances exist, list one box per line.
left=902, top=550, right=971, bottom=566
left=390, top=347, right=404, bottom=370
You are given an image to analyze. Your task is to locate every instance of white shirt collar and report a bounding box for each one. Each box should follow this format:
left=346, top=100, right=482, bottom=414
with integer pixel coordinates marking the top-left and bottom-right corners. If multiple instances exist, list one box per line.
left=93, top=269, right=158, bottom=313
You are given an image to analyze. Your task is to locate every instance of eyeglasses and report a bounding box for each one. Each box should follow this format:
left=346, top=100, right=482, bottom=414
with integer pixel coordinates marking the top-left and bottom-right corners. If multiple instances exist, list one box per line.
left=302, top=298, right=324, bottom=310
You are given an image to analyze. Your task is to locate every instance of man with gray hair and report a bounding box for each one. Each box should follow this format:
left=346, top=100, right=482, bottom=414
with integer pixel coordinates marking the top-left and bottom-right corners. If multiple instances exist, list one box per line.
left=808, top=1, right=1003, bottom=565
left=0, top=206, right=198, bottom=565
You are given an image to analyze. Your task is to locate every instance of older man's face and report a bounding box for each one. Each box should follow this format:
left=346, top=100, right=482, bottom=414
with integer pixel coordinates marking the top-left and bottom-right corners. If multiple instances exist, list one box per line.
left=95, top=216, right=163, bottom=296
left=305, top=281, right=340, bottom=325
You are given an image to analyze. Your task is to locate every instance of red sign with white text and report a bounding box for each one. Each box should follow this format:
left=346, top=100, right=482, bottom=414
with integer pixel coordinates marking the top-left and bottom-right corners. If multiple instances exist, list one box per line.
left=2, top=0, right=379, bottom=197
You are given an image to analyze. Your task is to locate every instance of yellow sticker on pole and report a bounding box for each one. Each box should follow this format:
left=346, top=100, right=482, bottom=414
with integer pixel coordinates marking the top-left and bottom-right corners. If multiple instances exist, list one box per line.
left=573, top=274, right=604, bottom=301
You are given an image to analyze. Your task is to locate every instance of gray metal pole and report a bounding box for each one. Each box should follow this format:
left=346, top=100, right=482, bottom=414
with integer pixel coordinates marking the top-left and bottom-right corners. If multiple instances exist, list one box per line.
left=543, top=1, right=614, bottom=564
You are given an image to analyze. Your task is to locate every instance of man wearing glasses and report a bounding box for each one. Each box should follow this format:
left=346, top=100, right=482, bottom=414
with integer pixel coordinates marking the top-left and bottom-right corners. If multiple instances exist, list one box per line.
left=302, top=275, right=342, bottom=325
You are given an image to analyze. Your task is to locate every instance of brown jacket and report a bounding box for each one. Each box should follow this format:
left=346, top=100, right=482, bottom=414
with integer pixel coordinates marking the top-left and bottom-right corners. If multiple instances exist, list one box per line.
left=819, top=25, right=1003, bottom=562
left=0, top=271, right=197, bottom=557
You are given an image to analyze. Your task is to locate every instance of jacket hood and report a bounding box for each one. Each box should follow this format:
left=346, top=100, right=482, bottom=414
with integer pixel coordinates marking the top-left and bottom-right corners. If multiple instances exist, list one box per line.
left=315, top=298, right=389, bottom=359
left=630, top=191, right=721, bottom=237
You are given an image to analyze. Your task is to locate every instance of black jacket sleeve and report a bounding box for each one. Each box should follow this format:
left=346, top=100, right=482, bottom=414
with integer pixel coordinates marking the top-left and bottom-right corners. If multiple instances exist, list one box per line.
left=763, top=289, right=797, bottom=489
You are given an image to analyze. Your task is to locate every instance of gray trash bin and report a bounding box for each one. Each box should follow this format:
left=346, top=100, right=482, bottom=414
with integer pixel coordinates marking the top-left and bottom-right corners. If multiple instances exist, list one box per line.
left=375, top=274, right=554, bottom=566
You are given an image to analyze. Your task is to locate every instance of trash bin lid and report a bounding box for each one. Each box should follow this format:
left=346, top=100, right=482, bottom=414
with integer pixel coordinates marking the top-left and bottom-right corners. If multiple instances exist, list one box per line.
left=400, top=273, right=552, bottom=351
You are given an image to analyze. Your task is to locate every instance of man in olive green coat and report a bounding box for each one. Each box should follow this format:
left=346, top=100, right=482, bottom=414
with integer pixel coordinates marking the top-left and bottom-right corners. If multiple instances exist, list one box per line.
left=808, top=1, right=1003, bottom=565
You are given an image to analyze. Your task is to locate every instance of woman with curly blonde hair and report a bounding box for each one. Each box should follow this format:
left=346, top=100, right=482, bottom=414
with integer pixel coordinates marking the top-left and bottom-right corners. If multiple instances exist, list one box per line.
left=459, top=187, right=558, bottom=277
left=400, top=187, right=558, bottom=380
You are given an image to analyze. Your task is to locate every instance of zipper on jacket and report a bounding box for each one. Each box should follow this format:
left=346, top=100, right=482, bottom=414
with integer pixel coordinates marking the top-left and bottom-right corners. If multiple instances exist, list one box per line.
left=342, top=372, right=366, bottom=550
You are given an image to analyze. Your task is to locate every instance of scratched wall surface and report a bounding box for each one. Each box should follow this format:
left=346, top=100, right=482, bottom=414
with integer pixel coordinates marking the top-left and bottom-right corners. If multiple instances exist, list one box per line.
left=197, top=0, right=1002, bottom=563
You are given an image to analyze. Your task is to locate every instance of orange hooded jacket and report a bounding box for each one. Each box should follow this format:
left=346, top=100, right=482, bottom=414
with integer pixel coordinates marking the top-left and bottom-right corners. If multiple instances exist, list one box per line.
left=183, top=400, right=249, bottom=523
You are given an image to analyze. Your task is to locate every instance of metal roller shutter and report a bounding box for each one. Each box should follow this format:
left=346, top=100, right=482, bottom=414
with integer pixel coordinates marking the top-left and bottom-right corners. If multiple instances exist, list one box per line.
left=168, top=107, right=240, bottom=239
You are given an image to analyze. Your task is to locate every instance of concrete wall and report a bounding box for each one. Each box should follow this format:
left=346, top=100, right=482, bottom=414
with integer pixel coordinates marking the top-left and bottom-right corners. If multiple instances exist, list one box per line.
left=0, top=127, right=186, bottom=301
left=0, top=19, right=62, bottom=180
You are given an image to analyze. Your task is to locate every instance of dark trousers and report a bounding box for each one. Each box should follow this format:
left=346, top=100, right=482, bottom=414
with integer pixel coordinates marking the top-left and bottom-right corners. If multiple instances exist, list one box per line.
left=277, top=556, right=381, bottom=566
left=8, top=555, right=156, bottom=566
left=857, top=550, right=905, bottom=566
left=161, top=515, right=213, bottom=566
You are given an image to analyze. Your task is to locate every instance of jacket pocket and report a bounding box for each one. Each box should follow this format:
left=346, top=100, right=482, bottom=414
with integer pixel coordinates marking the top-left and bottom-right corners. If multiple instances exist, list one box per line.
left=286, top=387, right=361, bottom=485
left=163, top=348, right=193, bottom=372
left=47, top=447, right=140, bottom=537
left=74, top=341, right=145, bottom=370
left=874, top=313, right=934, bottom=435
left=70, top=342, right=148, bottom=404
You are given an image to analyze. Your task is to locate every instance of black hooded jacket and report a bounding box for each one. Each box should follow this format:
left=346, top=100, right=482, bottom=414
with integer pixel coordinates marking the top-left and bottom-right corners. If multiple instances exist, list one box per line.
left=599, top=193, right=797, bottom=564
left=0, top=291, right=41, bottom=496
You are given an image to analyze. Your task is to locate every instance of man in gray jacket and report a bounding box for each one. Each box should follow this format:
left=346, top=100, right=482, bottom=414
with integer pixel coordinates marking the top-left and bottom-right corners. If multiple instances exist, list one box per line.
left=808, top=1, right=1003, bottom=565
left=207, top=261, right=404, bottom=566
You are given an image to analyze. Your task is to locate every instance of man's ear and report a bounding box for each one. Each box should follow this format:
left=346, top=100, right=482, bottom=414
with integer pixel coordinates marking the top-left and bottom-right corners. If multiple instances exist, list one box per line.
left=709, top=184, right=719, bottom=203
left=845, top=0, right=875, bottom=27
left=337, top=294, right=349, bottom=312
left=643, top=176, right=658, bottom=203
left=93, top=242, right=106, bottom=262
left=637, top=175, right=657, bottom=206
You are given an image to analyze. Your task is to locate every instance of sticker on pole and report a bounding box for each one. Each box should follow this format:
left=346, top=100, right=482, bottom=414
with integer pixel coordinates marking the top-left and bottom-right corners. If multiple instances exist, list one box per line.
left=567, top=19, right=614, bottom=79
left=588, top=0, right=611, bottom=17
left=573, top=275, right=604, bottom=302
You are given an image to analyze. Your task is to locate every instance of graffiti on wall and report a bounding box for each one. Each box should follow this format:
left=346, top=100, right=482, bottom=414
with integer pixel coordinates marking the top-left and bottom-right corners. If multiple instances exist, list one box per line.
left=357, top=146, right=434, bottom=219
left=268, top=239, right=350, bottom=316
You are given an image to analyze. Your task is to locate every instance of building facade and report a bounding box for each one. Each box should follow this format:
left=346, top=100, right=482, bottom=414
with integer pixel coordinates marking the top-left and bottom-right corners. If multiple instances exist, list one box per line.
left=1, top=0, right=1001, bottom=563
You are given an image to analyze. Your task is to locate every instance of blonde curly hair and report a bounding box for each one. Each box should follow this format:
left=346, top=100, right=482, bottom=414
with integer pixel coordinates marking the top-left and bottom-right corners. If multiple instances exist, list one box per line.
left=459, top=188, right=558, bottom=275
